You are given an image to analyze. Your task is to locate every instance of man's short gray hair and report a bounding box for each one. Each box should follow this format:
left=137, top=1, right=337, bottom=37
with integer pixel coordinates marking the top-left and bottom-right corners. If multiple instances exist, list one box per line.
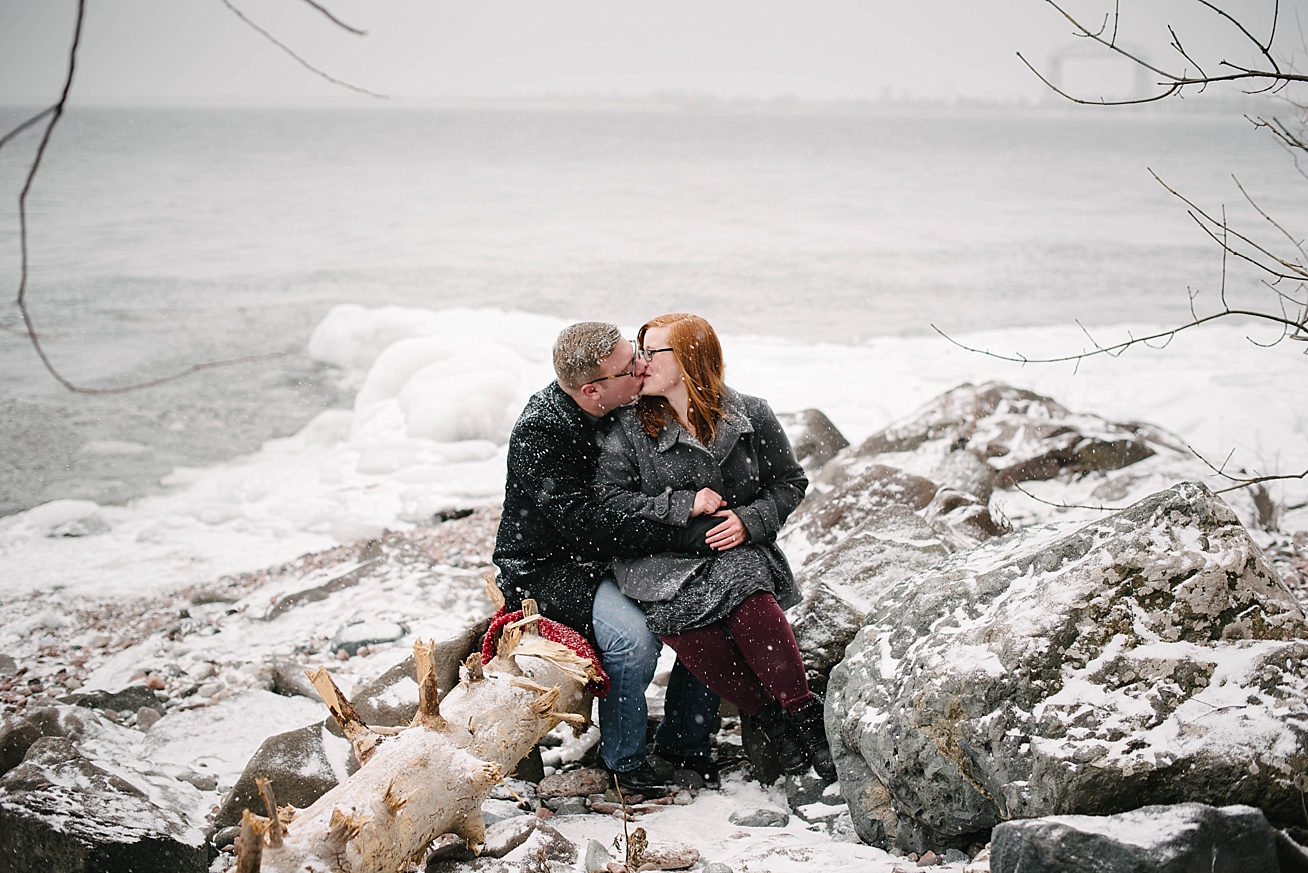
left=553, top=322, right=623, bottom=391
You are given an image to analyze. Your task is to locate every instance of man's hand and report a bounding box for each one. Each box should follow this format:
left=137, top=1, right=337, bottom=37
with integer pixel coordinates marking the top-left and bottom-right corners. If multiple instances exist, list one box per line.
left=691, top=487, right=726, bottom=517
left=706, top=509, right=747, bottom=551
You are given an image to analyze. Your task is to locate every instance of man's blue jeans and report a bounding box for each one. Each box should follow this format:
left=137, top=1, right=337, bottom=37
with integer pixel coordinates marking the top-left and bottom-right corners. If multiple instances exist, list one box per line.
left=592, top=577, right=720, bottom=773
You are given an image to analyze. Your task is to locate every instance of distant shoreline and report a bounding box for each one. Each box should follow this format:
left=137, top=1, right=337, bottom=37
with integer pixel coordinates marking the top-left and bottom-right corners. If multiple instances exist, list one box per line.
left=0, top=92, right=1283, bottom=116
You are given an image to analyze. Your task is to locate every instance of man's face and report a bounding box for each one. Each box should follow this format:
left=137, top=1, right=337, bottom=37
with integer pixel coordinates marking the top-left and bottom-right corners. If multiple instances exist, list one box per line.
left=588, top=339, right=647, bottom=410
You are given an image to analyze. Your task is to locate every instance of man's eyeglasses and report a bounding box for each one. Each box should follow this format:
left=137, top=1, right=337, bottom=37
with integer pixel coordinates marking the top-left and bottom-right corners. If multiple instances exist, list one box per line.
left=586, top=340, right=638, bottom=384
left=638, top=346, right=674, bottom=361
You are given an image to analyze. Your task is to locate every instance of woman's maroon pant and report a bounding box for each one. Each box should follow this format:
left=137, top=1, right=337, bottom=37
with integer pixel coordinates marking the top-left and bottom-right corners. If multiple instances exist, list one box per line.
left=658, top=591, right=814, bottom=716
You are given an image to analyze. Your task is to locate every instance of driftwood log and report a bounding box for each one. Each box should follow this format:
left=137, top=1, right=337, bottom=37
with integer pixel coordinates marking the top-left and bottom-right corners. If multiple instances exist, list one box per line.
left=235, top=586, right=598, bottom=872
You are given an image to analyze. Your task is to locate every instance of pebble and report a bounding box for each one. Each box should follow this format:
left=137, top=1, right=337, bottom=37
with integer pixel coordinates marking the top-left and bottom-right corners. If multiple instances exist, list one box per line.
left=144, top=675, right=166, bottom=690
left=702, top=865, right=734, bottom=873
left=103, top=708, right=119, bottom=722
left=916, top=849, right=941, bottom=866
left=136, top=706, right=162, bottom=731
left=584, top=839, right=612, bottom=872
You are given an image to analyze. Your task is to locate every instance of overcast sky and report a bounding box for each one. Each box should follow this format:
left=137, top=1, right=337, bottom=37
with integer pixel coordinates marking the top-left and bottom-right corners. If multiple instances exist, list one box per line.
left=0, top=1, right=1300, bottom=106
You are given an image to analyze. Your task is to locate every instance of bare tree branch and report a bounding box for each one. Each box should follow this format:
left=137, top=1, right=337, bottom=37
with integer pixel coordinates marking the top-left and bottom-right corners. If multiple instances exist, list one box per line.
left=1, top=0, right=376, bottom=394
left=932, top=306, right=1308, bottom=366
left=1032, top=0, right=1307, bottom=105
left=217, top=0, right=387, bottom=99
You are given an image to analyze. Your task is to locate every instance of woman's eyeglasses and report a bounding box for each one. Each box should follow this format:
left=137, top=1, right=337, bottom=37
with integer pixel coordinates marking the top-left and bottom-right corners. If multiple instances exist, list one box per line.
left=638, top=346, right=674, bottom=361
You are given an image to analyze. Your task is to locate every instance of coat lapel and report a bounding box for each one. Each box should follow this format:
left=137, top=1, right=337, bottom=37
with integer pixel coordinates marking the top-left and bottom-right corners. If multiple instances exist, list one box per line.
left=708, top=390, right=752, bottom=464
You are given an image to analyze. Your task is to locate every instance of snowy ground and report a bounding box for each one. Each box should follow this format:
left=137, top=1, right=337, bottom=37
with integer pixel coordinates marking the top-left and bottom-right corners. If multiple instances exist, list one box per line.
left=1, top=306, right=1306, bottom=872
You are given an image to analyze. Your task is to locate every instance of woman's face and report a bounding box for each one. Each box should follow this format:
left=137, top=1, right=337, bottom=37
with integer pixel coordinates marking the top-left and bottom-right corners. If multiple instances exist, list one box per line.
left=639, top=325, right=683, bottom=398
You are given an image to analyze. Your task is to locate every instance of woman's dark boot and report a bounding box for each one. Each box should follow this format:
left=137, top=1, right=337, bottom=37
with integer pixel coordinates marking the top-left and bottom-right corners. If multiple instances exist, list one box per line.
left=786, top=697, right=838, bottom=783
left=752, top=700, right=809, bottom=777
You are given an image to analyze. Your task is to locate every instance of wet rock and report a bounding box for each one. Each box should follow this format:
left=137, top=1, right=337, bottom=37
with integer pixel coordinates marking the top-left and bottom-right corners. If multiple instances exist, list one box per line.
left=728, top=808, right=790, bottom=828
left=425, top=832, right=477, bottom=864
left=828, top=482, right=1308, bottom=855
left=269, top=657, right=319, bottom=699
left=0, top=737, right=206, bottom=872
left=778, top=408, right=851, bottom=471
left=67, top=684, right=164, bottom=716
left=330, top=619, right=406, bottom=656
left=349, top=617, right=488, bottom=726
left=483, top=815, right=540, bottom=858
left=0, top=715, right=41, bottom=778
left=212, top=825, right=239, bottom=849
left=544, top=795, right=588, bottom=815
left=990, top=803, right=1279, bottom=873
left=213, top=720, right=354, bottom=829
left=516, top=823, right=576, bottom=866
left=538, top=767, right=610, bottom=799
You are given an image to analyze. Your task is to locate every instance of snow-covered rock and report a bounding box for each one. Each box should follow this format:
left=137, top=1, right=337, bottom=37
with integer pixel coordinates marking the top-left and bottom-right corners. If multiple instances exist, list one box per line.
left=827, top=481, right=1308, bottom=854
left=989, top=803, right=1284, bottom=873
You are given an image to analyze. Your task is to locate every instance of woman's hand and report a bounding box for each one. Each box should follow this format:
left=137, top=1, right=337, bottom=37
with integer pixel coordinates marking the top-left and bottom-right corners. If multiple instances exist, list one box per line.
left=691, top=487, right=726, bottom=517
left=706, top=509, right=747, bottom=551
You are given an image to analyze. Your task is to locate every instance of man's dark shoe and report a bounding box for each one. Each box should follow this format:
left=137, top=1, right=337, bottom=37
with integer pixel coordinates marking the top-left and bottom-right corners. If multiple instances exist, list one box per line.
left=612, top=761, right=671, bottom=798
left=753, top=700, right=810, bottom=777
left=787, top=697, right=838, bottom=783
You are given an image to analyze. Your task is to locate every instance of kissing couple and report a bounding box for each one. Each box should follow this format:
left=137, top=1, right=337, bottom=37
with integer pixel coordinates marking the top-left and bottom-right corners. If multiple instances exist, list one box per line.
left=493, top=313, right=835, bottom=794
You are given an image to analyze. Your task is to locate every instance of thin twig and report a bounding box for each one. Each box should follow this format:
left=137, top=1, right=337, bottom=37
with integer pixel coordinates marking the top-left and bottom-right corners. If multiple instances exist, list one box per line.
left=217, top=0, right=387, bottom=99
left=297, top=0, right=367, bottom=35
left=1187, top=442, right=1308, bottom=492
left=1010, top=481, right=1125, bottom=513
left=0, top=107, right=55, bottom=151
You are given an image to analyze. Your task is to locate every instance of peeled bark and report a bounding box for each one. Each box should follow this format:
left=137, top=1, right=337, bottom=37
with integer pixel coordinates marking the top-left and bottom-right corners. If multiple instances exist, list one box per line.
left=238, top=596, right=594, bottom=873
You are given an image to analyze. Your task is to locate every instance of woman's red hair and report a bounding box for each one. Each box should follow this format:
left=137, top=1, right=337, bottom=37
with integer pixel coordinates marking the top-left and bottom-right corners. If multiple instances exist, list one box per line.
left=635, top=313, right=726, bottom=443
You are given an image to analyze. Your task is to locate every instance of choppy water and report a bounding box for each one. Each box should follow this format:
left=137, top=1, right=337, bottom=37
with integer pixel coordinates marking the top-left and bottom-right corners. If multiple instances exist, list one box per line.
left=1, top=104, right=1302, bottom=514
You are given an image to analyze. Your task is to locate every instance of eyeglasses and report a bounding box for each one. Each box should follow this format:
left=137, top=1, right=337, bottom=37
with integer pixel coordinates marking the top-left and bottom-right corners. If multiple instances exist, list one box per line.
left=638, top=346, right=674, bottom=361
left=586, top=340, right=638, bottom=384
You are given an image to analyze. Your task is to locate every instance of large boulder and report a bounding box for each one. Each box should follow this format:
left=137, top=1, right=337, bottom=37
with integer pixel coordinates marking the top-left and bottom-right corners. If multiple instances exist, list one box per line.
left=827, top=482, right=1308, bottom=854
left=787, top=506, right=959, bottom=690
left=777, top=408, right=851, bottom=471
left=990, top=803, right=1283, bottom=873
left=851, top=382, right=1157, bottom=484
left=0, top=737, right=207, bottom=873
left=213, top=720, right=354, bottom=830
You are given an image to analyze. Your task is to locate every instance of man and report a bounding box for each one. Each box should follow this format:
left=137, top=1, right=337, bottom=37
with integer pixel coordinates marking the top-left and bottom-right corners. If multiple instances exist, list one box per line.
left=494, top=322, right=721, bottom=793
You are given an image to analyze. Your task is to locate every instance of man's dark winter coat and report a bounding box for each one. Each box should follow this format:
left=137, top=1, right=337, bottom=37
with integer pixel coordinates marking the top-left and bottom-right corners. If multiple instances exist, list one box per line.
left=493, top=381, right=713, bottom=640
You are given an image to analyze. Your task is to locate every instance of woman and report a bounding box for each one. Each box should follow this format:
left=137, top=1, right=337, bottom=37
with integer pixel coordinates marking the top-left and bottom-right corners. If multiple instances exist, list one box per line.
left=594, top=312, right=835, bottom=783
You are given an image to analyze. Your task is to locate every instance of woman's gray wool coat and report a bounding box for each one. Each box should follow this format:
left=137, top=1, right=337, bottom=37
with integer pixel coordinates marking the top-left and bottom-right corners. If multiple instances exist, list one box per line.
left=594, top=388, right=809, bottom=634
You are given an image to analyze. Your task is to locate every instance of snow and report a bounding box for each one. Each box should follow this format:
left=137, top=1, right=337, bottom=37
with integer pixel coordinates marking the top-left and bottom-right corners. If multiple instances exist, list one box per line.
left=2, top=305, right=1307, bottom=871
left=3, top=307, right=1304, bottom=605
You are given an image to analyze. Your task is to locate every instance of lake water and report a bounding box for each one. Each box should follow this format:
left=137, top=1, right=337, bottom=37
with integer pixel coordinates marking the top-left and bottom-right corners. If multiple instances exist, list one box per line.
left=1, top=104, right=1303, bottom=514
